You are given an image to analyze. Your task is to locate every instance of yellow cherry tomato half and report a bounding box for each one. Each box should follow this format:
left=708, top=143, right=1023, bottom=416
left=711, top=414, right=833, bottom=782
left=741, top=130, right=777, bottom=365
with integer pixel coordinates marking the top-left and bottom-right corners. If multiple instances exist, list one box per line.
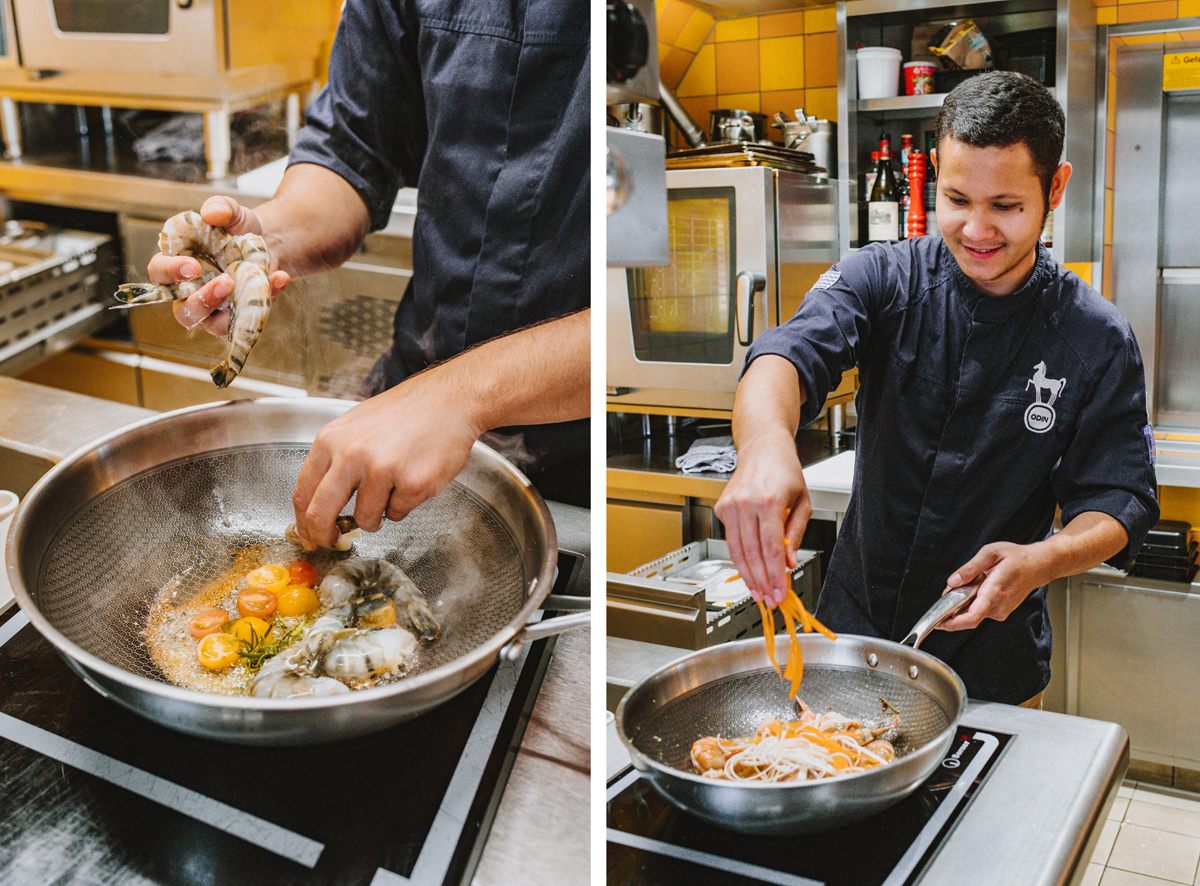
left=197, top=632, right=243, bottom=670
left=276, top=584, right=321, bottom=618
left=286, top=560, right=321, bottom=588
left=188, top=608, right=229, bottom=639
left=226, top=616, right=275, bottom=647
left=245, top=564, right=289, bottom=592
left=237, top=586, right=278, bottom=619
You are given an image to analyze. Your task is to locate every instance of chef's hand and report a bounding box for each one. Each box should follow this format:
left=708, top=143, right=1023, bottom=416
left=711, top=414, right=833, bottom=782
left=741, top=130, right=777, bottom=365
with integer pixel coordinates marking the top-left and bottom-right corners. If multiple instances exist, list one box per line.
left=714, top=432, right=812, bottom=608
left=147, top=196, right=289, bottom=338
left=936, top=542, right=1049, bottom=631
left=290, top=371, right=481, bottom=550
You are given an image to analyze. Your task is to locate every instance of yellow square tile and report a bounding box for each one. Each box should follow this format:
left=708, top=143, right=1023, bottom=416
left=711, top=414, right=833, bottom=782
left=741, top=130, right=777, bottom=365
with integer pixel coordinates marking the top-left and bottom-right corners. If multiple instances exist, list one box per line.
left=717, top=92, right=761, bottom=113
left=805, top=6, right=837, bottom=34
left=679, top=95, right=717, bottom=135
left=760, top=10, right=805, bottom=38
left=760, top=34, right=805, bottom=92
left=804, top=86, right=838, bottom=123
left=717, top=40, right=761, bottom=94
left=1117, top=1, right=1179, bottom=24
left=656, top=0, right=692, bottom=47
left=1092, top=0, right=1117, bottom=6
left=714, top=16, right=757, bottom=42
left=805, top=31, right=838, bottom=88
left=677, top=7, right=716, bottom=53
left=677, top=42, right=716, bottom=96
left=1097, top=5, right=1118, bottom=23
left=660, top=45, right=694, bottom=90
left=761, top=89, right=806, bottom=126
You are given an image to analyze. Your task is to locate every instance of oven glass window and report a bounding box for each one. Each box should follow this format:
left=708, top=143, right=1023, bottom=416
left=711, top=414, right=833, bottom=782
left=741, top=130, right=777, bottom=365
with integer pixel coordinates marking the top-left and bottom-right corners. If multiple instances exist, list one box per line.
left=627, top=187, right=736, bottom=364
left=50, top=0, right=168, bottom=35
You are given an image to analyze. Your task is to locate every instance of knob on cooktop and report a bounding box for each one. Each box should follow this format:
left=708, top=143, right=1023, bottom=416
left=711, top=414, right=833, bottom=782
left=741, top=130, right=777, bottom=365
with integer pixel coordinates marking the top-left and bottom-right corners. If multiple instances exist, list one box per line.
left=607, top=0, right=649, bottom=84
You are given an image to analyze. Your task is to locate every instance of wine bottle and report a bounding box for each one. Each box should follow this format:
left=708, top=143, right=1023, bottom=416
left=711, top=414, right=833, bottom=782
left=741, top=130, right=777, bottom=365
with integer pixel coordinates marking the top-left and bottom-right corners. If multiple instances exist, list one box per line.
left=868, top=137, right=900, bottom=242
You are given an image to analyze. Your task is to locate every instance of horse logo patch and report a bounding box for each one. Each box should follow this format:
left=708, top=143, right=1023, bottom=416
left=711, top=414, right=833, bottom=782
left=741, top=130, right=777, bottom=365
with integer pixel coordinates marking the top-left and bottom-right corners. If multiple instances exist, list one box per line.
left=1023, top=361, right=1065, bottom=434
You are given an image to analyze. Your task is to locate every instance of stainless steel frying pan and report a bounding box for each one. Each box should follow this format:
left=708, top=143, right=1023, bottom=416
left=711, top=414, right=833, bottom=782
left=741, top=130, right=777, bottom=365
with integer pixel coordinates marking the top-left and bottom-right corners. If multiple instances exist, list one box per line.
left=5, top=398, right=585, bottom=745
left=615, top=590, right=975, bottom=835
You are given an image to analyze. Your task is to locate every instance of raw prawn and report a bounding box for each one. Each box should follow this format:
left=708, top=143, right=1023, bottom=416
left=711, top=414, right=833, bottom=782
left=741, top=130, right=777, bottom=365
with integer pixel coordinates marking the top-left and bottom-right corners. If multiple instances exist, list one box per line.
left=112, top=210, right=273, bottom=388
left=318, top=557, right=440, bottom=641
left=284, top=515, right=361, bottom=552
left=249, top=628, right=351, bottom=698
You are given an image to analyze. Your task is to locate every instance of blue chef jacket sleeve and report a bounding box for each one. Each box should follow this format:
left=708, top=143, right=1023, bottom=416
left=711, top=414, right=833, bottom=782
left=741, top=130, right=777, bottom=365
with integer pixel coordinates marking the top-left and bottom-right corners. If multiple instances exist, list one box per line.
left=289, top=0, right=423, bottom=231
left=744, top=246, right=886, bottom=428
left=1053, top=331, right=1159, bottom=569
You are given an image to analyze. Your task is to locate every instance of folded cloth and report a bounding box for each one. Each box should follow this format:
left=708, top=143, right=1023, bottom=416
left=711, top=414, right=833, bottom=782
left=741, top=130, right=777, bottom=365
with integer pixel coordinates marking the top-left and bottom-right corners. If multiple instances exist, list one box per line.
left=675, top=435, right=737, bottom=474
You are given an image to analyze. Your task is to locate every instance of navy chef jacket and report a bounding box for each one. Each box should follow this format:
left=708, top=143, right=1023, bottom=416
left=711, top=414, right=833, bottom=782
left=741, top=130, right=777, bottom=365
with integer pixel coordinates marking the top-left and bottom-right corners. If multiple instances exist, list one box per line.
left=289, top=0, right=589, bottom=487
left=745, top=237, right=1159, bottom=703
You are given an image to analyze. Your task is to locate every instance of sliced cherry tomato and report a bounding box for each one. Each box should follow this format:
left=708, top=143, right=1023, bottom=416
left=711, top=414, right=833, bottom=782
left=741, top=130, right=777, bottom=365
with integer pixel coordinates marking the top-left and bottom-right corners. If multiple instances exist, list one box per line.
left=276, top=584, right=321, bottom=618
left=286, top=560, right=321, bottom=588
left=226, top=616, right=275, bottom=647
left=197, top=632, right=242, bottom=670
left=188, top=608, right=229, bottom=639
left=237, top=586, right=278, bottom=619
left=245, top=564, right=289, bottom=592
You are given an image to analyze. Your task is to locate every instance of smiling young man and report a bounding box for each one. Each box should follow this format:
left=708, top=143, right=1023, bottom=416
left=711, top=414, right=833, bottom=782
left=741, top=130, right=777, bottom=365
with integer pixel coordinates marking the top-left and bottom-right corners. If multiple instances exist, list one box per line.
left=714, top=72, right=1159, bottom=705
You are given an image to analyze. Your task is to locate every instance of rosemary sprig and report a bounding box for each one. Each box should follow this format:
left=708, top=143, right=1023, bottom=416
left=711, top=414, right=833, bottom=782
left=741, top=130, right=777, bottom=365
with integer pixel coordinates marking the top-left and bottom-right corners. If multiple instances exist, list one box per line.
left=233, top=617, right=311, bottom=671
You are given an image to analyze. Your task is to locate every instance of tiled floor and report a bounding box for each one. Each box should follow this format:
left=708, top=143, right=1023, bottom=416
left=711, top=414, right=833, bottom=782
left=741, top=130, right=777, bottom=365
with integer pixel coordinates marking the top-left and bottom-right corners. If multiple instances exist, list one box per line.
left=1085, top=781, right=1200, bottom=885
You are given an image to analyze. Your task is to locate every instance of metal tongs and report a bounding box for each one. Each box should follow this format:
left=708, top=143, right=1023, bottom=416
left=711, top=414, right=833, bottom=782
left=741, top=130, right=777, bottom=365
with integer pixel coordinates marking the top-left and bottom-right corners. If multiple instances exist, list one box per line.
left=900, top=576, right=985, bottom=648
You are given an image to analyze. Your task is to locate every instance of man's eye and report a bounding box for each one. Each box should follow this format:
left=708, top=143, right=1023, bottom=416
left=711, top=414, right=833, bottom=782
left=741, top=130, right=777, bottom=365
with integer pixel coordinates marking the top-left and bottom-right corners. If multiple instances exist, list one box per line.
left=995, top=203, right=1018, bottom=211
left=947, top=196, right=967, bottom=206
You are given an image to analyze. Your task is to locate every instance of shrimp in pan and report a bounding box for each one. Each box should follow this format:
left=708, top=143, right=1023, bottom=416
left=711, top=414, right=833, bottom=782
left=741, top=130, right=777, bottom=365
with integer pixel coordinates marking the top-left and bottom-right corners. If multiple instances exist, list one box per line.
left=113, top=210, right=273, bottom=388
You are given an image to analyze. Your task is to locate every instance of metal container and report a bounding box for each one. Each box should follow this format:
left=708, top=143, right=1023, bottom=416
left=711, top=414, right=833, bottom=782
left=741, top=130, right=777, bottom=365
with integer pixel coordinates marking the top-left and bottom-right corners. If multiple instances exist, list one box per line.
left=709, top=109, right=767, bottom=143
left=6, top=397, right=582, bottom=745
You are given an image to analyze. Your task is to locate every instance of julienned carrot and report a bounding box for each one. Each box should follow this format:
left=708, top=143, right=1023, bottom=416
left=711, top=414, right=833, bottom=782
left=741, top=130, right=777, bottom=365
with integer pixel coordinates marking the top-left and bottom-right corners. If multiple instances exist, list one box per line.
left=760, top=559, right=837, bottom=698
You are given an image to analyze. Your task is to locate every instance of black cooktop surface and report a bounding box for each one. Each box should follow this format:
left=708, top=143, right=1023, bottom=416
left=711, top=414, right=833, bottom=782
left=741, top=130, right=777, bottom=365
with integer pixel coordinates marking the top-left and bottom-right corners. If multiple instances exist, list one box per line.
left=607, top=726, right=1011, bottom=886
left=0, top=551, right=582, bottom=886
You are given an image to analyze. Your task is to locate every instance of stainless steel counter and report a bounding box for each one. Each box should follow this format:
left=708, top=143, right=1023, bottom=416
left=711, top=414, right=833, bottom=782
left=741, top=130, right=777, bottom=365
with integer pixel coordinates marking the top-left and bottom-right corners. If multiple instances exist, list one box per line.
left=607, top=636, right=1127, bottom=886
left=0, top=377, right=589, bottom=886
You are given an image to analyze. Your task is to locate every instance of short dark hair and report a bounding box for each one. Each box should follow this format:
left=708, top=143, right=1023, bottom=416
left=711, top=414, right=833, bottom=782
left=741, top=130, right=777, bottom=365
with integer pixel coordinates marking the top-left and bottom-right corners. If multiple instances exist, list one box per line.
left=934, top=71, right=1065, bottom=198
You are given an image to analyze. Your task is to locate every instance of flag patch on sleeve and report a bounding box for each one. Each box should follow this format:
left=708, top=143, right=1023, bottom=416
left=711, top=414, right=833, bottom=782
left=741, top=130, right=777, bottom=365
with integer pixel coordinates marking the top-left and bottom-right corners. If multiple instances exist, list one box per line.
left=813, top=268, right=841, bottom=290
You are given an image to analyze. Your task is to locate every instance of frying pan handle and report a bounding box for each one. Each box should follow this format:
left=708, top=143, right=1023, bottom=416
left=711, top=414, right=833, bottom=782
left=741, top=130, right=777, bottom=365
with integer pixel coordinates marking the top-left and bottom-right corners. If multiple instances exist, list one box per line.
left=900, top=579, right=982, bottom=649
left=499, top=610, right=591, bottom=661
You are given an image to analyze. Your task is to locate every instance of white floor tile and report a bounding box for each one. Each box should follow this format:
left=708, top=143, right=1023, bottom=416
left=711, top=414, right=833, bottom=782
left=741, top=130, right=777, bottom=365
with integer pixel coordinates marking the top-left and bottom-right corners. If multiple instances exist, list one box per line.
left=1125, top=799, right=1200, bottom=839
left=1132, top=785, right=1200, bottom=814
left=1107, top=822, right=1200, bottom=884
left=1111, top=796, right=1131, bottom=821
left=1099, top=868, right=1189, bottom=886
left=1091, top=819, right=1120, bottom=866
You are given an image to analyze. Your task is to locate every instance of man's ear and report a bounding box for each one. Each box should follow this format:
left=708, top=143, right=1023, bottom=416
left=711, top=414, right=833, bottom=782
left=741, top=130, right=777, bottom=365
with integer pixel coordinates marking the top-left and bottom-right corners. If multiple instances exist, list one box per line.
left=1048, top=161, right=1072, bottom=210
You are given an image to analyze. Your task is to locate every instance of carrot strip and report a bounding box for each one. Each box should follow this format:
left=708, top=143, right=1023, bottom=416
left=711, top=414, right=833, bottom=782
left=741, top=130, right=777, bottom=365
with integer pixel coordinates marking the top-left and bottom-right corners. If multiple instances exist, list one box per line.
left=758, top=600, right=782, bottom=678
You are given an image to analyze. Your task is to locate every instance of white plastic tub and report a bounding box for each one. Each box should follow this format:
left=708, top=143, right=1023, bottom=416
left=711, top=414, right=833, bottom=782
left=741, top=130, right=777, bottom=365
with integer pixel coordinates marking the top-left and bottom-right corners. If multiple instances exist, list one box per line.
left=857, top=46, right=903, bottom=99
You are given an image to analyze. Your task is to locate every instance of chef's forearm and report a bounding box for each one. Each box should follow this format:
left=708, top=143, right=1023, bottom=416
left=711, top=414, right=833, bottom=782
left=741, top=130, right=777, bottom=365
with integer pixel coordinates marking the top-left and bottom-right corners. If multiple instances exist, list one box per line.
left=1033, top=511, right=1129, bottom=584
left=731, top=355, right=807, bottom=455
left=437, top=308, right=591, bottom=435
left=256, top=162, right=372, bottom=278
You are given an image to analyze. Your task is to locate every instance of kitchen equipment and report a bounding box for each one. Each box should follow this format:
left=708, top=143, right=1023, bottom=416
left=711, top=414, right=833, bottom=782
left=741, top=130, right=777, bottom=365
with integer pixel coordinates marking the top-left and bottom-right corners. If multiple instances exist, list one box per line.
left=856, top=47, right=902, bottom=99
left=607, top=539, right=820, bottom=649
left=6, top=397, right=584, bottom=745
left=709, top=109, right=767, bottom=144
left=615, top=592, right=971, bottom=834
left=8, top=0, right=329, bottom=82
left=772, top=108, right=836, bottom=179
left=615, top=102, right=663, bottom=135
left=607, top=165, right=838, bottom=412
left=606, top=0, right=659, bottom=105
left=658, top=77, right=707, bottom=148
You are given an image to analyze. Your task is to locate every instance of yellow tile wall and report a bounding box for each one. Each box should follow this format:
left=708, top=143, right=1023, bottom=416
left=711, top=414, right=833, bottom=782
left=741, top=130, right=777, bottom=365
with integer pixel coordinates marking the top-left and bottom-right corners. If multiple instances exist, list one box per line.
left=657, top=1, right=838, bottom=150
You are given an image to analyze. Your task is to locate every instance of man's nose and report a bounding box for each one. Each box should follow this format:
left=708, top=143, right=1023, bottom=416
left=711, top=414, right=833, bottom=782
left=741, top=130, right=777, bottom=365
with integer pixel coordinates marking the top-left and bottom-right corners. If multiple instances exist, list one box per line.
left=962, top=209, right=994, bottom=241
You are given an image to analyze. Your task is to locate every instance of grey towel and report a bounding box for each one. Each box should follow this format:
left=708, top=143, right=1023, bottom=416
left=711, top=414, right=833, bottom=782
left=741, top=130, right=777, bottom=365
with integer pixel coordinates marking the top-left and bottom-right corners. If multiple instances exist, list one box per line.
left=675, top=435, right=737, bottom=474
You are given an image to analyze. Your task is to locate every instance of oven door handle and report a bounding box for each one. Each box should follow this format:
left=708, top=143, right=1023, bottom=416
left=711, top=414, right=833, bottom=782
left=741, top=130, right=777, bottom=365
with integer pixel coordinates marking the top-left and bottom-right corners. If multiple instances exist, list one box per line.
left=735, top=271, right=767, bottom=346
